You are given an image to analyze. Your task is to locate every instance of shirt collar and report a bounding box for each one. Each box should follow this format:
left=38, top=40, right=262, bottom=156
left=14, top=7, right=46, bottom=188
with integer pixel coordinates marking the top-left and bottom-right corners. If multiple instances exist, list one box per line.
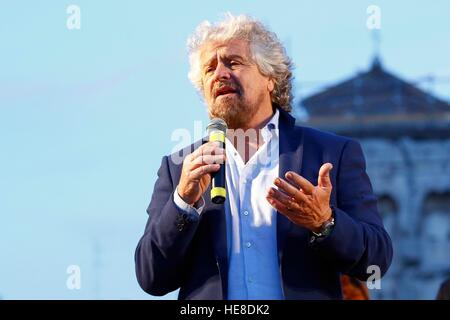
left=261, top=108, right=280, bottom=142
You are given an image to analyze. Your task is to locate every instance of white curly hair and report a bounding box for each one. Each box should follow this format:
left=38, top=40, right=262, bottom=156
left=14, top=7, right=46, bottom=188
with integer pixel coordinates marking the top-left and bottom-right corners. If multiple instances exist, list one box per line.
left=187, top=13, right=293, bottom=112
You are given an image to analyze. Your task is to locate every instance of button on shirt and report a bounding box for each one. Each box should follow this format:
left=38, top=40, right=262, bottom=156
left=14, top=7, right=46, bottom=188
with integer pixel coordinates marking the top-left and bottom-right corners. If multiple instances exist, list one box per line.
left=173, top=109, right=283, bottom=300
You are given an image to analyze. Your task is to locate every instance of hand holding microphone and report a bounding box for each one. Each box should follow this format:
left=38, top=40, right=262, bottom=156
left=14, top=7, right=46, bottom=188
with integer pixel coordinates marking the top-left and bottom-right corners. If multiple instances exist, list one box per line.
left=177, top=118, right=227, bottom=206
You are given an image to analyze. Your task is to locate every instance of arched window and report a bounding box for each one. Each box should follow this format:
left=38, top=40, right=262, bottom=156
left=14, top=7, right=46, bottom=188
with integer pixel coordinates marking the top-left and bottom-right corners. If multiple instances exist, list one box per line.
left=372, top=194, right=399, bottom=300
left=420, top=192, right=450, bottom=270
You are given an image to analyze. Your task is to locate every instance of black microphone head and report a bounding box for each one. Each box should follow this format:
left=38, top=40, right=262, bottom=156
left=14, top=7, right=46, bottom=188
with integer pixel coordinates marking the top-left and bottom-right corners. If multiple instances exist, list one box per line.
left=206, top=118, right=228, bottom=135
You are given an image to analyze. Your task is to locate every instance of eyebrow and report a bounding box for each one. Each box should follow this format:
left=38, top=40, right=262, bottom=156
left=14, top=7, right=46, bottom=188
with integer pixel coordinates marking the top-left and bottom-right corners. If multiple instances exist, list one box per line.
left=202, top=54, right=246, bottom=69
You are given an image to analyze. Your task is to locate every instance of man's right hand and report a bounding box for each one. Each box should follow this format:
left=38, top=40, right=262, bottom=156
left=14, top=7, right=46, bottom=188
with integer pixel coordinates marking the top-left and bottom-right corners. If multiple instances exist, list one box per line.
left=177, top=141, right=225, bottom=206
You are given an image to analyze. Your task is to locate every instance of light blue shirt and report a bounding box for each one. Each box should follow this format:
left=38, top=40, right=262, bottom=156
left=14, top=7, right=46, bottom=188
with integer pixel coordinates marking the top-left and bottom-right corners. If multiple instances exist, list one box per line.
left=174, top=109, right=283, bottom=300
left=224, top=109, right=283, bottom=300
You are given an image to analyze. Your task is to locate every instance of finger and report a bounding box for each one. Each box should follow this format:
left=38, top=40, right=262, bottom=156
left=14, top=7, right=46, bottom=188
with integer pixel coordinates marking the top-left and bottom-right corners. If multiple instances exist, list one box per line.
left=266, top=192, right=291, bottom=216
left=199, top=142, right=224, bottom=157
left=266, top=193, right=304, bottom=224
left=318, top=163, right=333, bottom=189
left=189, top=163, right=220, bottom=180
left=273, top=177, right=309, bottom=204
left=267, top=187, right=295, bottom=207
left=190, top=142, right=224, bottom=160
left=192, top=154, right=226, bottom=165
left=285, top=171, right=314, bottom=195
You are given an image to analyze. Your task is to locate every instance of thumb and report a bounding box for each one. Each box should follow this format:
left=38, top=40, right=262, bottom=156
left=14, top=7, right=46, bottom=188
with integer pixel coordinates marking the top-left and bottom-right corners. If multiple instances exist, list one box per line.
left=318, top=163, right=333, bottom=189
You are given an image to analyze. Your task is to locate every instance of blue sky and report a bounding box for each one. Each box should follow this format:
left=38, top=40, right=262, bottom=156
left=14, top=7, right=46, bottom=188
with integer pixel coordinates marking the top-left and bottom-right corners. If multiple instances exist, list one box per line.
left=0, top=1, right=449, bottom=299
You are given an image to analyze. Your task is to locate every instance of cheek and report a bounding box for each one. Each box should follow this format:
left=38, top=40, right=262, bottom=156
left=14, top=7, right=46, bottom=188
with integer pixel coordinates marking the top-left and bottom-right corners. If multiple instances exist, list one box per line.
left=239, top=71, right=266, bottom=94
left=236, top=74, right=253, bottom=92
left=243, top=79, right=264, bottom=97
left=203, top=80, right=213, bottom=99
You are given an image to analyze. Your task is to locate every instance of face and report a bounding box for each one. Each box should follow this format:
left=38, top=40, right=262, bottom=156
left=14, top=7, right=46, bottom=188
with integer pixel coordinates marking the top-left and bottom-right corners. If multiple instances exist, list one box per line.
left=200, top=39, right=274, bottom=129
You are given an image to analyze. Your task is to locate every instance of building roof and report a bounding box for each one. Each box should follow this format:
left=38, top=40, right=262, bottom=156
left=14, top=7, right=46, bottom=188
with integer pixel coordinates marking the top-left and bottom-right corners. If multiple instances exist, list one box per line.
left=299, top=58, right=450, bottom=139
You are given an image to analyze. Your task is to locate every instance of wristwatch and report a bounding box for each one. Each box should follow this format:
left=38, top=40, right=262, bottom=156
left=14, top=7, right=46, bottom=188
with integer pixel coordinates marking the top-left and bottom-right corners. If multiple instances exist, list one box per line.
left=312, top=217, right=335, bottom=238
left=311, top=207, right=335, bottom=239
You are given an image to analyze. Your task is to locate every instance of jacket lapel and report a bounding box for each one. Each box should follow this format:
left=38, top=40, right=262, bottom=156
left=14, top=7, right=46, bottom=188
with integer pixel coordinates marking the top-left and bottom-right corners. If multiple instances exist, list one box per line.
left=198, top=137, right=228, bottom=299
left=277, top=108, right=304, bottom=261
left=205, top=184, right=228, bottom=299
left=171, top=135, right=228, bottom=298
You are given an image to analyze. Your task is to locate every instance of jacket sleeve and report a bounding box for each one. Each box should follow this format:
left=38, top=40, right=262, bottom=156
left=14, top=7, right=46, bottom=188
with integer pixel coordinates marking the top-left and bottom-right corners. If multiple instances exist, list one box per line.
left=134, top=156, right=201, bottom=296
left=311, top=139, right=393, bottom=281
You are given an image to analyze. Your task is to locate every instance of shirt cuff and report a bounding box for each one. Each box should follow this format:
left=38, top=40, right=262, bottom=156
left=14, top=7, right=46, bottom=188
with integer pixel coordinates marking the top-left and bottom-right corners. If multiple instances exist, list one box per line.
left=173, top=187, right=205, bottom=216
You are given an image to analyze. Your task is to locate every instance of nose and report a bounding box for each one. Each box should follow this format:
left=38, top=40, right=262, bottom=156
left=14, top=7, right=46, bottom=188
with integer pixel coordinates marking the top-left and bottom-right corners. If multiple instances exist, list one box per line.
left=213, top=61, right=231, bottom=82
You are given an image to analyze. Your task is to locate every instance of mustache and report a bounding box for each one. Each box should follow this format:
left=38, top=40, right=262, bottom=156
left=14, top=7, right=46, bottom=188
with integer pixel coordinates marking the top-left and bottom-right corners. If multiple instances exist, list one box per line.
left=213, top=80, right=242, bottom=96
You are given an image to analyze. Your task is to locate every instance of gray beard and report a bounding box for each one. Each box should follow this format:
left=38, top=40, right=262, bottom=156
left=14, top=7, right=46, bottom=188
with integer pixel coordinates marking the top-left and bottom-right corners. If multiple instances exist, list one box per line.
left=208, top=94, right=260, bottom=129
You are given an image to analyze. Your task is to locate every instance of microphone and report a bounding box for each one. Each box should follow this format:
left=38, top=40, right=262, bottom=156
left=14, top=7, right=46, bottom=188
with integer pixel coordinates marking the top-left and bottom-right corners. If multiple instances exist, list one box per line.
left=206, top=118, right=227, bottom=204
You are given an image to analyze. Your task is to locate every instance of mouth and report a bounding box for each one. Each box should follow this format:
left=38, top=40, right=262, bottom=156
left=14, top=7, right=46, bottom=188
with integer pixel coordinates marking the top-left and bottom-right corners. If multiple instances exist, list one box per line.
left=214, top=86, right=238, bottom=98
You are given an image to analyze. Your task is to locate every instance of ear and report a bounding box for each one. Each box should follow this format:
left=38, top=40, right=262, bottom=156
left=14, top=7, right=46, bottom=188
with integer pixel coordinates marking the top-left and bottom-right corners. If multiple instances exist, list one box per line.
left=267, top=78, right=275, bottom=92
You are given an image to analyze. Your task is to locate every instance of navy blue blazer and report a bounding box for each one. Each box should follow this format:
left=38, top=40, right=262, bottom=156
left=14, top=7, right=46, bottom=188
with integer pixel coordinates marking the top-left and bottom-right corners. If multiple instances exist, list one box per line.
left=135, top=108, right=393, bottom=300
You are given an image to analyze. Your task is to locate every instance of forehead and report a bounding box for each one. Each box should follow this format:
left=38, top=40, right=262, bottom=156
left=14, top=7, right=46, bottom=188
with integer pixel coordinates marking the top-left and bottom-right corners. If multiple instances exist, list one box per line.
left=199, top=39, right=251, bottom=64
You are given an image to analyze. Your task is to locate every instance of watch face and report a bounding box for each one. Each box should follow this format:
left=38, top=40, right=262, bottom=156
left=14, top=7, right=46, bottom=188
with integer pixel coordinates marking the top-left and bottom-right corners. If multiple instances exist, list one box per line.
left=321, top=219, right=335, bottom=236
left=312, top=219, right=335, bottom=238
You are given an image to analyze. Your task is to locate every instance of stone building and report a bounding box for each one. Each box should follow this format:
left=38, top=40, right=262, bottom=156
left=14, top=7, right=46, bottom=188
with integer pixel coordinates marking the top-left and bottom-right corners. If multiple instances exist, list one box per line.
left=298, top=58, right=450, bottom=299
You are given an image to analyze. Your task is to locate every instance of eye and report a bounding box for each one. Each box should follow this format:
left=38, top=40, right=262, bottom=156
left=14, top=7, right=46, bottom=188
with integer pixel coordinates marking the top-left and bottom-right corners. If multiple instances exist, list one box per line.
left=205, top=66, right=214, bottom=74
left=230, top=61, right=240, bottom=67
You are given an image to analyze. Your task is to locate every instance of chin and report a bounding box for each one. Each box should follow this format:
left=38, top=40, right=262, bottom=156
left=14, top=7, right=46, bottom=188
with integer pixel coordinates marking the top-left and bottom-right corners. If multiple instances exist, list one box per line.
left=208, top=97, right=255, bottom=129
left=211, top=109, right=248, bottom=129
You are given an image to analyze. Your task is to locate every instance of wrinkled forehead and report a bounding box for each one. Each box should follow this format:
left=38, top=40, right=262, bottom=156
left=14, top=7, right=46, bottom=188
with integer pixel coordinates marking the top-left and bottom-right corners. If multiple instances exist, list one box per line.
left=199, top=39, right=252, bottom=66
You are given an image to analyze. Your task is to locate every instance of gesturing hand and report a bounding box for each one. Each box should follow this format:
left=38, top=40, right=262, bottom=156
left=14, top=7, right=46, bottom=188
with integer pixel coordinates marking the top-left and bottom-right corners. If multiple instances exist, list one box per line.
left=266, top=163, right=333, bottom=233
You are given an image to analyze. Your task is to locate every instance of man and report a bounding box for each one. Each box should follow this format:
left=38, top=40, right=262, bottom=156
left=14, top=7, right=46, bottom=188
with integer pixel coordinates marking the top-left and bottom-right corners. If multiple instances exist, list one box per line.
left=135, top=14, right=393, bottom=300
